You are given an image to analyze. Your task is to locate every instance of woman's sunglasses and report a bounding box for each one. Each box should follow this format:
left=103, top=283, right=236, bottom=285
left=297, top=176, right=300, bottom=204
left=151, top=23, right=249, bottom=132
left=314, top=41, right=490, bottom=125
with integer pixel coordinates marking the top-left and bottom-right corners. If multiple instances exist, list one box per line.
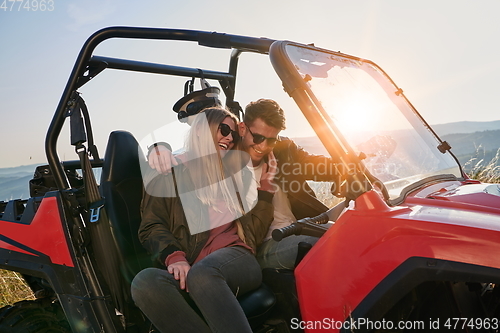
left=245, top=124, right=278, bottom=146
left=219, top=123, right=239, bottom=142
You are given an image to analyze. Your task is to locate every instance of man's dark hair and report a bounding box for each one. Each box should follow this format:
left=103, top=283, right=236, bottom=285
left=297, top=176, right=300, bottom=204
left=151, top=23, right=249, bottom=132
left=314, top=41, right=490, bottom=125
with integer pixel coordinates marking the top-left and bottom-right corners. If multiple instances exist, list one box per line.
left=244, top=99, right=286, bottom=130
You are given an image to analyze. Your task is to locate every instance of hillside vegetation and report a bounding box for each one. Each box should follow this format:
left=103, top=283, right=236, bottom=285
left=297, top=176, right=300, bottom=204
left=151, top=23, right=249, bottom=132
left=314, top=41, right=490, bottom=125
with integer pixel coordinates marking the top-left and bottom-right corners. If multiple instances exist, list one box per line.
left=442, top=129, right=500, bottom=157
left=439, top=130, right=500, bottom=175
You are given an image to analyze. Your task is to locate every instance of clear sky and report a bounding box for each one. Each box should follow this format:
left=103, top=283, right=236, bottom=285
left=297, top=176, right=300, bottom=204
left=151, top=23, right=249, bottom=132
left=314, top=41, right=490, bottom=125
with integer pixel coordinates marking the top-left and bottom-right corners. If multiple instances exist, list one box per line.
left=1, top=0, right=500, bottom=168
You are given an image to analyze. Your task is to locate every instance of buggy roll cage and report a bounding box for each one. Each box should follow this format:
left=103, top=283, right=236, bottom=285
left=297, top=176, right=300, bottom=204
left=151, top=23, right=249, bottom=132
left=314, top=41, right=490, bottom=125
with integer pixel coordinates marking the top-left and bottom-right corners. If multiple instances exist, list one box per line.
left=45, top=26, right=276, bottom=191
left=46, top=26, right=463, bottom=206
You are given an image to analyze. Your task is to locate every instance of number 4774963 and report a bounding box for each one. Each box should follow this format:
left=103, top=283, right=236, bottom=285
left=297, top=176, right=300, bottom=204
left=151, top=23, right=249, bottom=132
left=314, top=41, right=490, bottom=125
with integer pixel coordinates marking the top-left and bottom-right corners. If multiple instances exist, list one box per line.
left=444, top=318, right=499, bottom=330
left=1, top=0, right=55, bottom=11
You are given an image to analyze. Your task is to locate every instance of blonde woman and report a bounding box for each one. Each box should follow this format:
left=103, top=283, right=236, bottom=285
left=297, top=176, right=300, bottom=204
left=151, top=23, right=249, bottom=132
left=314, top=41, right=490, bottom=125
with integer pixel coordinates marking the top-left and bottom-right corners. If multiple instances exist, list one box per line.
left=132, top=107, right=276, bottom=333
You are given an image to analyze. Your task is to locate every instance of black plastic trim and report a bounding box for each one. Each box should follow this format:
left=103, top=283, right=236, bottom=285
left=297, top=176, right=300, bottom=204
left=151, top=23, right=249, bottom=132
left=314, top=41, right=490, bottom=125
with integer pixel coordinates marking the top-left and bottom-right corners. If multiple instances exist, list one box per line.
left=0, top=248, right=77, bottom=295
left=0, top=247, right=118, bottom=332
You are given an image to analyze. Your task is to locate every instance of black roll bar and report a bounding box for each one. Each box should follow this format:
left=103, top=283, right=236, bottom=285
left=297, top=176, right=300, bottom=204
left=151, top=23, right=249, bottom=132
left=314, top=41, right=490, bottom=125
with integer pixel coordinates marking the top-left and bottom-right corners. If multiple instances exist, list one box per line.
left=88, top=56, right=236, bottom=81
left=45, top=26, right=275, bottom=190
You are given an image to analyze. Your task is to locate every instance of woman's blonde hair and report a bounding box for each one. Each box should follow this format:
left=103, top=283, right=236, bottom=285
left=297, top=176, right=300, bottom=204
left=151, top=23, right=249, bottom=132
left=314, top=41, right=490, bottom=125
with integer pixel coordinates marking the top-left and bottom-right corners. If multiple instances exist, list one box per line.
left=184, top=108, right=243, bottom=213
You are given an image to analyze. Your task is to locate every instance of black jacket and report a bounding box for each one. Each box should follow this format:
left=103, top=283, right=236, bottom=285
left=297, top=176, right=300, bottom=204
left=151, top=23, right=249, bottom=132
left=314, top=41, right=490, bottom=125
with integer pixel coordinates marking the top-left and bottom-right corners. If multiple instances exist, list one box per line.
left=273, top=137, right=342, bottom=220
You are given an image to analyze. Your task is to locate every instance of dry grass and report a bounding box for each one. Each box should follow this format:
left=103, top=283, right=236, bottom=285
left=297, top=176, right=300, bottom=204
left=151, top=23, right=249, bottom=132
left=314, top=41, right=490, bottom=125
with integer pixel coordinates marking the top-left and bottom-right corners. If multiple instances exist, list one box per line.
left=0, top=269, right=35, bottom=308
left=465, top=148, right=500, bottom=183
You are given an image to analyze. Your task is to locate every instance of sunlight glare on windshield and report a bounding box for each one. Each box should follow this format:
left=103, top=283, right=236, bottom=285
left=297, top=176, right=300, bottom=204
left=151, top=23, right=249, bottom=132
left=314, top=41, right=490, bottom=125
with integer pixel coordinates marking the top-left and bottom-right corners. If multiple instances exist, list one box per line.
left=314, top=64, right=411, bottom=142
left=327, top=91, right=386, bottom=136
left=283, top=44, right=462, bottom=200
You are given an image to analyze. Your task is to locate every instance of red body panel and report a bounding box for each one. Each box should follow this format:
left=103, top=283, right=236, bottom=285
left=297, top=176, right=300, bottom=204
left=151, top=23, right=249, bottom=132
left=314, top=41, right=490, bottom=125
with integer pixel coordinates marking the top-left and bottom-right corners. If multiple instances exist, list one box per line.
left=295, top=185, right=500, bottom=332
left=0, top=196, right=74, bottom=267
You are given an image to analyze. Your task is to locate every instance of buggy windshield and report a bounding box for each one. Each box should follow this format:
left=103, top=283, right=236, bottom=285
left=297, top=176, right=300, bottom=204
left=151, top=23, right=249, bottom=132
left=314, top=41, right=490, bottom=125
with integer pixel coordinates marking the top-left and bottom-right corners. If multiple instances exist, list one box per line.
left=278, top=43, right=463, bottom=201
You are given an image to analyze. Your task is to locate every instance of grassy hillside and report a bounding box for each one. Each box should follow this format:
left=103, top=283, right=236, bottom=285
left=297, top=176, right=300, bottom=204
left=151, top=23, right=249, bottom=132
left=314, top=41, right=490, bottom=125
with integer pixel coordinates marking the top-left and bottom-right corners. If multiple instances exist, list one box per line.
left=442, top=130, right=500, bottom=156
left=440, top=130, right=500, bottom=177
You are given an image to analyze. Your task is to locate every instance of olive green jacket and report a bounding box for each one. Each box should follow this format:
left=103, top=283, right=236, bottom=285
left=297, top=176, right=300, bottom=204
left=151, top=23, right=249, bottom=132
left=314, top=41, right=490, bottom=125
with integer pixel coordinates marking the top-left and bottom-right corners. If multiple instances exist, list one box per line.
left=139, top=165, right=274, bottom=266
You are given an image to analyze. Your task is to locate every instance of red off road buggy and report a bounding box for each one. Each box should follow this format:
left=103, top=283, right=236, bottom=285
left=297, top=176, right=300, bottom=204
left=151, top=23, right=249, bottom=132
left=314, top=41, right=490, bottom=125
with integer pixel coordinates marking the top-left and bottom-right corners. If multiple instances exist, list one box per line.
left=1, top=27, right=499, bottom=332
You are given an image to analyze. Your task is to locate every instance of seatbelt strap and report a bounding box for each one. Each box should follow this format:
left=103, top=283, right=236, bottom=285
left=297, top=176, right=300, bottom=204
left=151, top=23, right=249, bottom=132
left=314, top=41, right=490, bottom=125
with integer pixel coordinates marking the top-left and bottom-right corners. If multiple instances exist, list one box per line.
left=75, top=144, right=104, bottom=223
left=68, top=92, right=104, bottom=222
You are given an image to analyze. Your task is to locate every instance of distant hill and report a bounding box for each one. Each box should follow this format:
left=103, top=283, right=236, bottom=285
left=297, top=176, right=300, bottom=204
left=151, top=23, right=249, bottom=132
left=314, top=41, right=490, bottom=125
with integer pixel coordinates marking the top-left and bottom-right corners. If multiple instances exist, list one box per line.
left=431, top=120, right=500, bottom=136
left=0, top=164, right=38, bottom=201
left=0, top=175, right=32, bottom=201
left=441, top=130, right=500, bottom=171
left=0, top=163, right=39, bottom=176
left=291, top=136, right=329, bottom=156
left=441, top=130, right=500, bottom=157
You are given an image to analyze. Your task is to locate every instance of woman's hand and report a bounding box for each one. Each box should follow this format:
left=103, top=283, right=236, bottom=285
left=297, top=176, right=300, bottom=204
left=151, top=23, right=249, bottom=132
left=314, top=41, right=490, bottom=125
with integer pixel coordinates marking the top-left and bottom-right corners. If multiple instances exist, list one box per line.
left=259, top=151, right=278, bottom=193
left=148, top=145, right=178, bottom=174
left=167, top=261, right=191, bottom=291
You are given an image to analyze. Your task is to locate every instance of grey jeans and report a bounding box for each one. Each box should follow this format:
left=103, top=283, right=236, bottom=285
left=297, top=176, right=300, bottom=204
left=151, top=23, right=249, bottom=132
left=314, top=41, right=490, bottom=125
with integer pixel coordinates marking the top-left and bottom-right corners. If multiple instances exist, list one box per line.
left=131, top=246, right=262, bottom=333
left=256, top=235, right=318, bottom=269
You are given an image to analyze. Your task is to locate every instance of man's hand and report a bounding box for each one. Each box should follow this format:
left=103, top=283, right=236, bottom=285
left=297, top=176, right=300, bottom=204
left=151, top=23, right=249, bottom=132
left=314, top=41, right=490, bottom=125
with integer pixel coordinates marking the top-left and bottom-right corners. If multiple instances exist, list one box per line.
left=167, top=261, right=191, bottom=291
left=259, top=151, right=278, bottom=193
left=148, top=145, right=178, bottom=174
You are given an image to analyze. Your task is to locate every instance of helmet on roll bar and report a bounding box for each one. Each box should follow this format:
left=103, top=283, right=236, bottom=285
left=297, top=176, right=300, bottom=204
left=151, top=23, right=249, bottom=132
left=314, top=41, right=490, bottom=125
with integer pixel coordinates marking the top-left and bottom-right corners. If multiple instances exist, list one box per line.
left=173, top=76, right=222, bottom=123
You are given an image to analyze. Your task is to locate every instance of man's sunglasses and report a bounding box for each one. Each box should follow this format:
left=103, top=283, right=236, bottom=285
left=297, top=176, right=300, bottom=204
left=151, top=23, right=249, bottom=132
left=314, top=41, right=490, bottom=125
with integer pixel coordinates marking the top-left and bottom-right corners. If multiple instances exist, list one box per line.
left=219, top=123, right=239, bottom=142
left=245, top=124, right=278, bottom=146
